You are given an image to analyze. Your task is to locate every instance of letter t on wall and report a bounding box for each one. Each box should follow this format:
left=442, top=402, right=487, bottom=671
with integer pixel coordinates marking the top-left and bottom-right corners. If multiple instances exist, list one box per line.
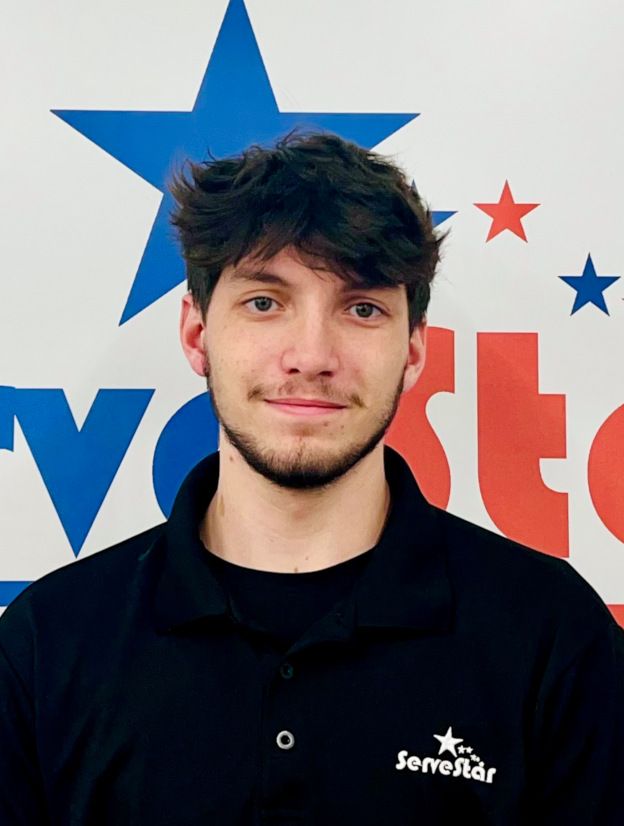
left=477, top=333, right=568, bottom=557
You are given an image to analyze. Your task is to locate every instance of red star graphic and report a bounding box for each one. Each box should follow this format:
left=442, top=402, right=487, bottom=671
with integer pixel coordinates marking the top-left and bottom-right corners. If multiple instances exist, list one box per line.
left=474, top=180, right=539, bottom=242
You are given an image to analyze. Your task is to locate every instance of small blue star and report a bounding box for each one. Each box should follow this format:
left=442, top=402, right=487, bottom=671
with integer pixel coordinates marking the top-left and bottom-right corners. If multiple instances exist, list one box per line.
left=559, top=254, right=620, bottom=315
left=52, top=0, right=429, bottom=325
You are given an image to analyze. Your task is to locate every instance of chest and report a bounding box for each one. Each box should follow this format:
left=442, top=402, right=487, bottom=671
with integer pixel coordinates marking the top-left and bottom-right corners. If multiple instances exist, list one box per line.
left=37, top=631, right=531, bottom=825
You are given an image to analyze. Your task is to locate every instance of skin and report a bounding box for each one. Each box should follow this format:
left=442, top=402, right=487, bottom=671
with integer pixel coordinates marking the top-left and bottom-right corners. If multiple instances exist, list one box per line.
left=179, top=245, right=427, bottom=573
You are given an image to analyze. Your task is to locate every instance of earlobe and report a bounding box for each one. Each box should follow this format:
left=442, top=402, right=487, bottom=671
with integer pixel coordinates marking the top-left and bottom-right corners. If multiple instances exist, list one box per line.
left=179, top=293, right=208, bottom=378
left=402, top=320, right=427, bottom=394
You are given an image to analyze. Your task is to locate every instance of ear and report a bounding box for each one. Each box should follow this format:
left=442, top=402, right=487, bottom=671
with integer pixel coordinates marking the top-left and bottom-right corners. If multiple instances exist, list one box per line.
left=401, top=320, right=427, bottom=394
left=179, top=292, right=208, bottom=377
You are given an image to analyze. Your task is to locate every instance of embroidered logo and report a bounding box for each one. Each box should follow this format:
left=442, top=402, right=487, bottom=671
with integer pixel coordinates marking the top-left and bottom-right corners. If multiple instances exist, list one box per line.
left=395, top=726, right=497, bottom=785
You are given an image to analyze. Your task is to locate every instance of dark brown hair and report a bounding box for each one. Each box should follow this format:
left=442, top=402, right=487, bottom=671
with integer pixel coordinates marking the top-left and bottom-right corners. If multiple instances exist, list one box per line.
left=168, top=129, right=447, bottom=333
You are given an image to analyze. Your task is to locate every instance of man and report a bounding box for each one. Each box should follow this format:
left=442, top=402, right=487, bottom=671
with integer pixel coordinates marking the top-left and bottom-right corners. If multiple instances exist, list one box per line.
left=0, top=131, right=622, bottom=825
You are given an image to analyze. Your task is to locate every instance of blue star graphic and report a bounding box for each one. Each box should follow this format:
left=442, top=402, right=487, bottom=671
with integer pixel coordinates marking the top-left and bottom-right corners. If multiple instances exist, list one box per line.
left=559, top=254, right=620, bottom=315
left=52, top=0, right=454, bottom=324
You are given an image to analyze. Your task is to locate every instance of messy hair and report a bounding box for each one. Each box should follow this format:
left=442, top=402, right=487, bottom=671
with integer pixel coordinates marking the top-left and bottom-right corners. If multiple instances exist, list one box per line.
left=169, top=129, right=447, bottom=333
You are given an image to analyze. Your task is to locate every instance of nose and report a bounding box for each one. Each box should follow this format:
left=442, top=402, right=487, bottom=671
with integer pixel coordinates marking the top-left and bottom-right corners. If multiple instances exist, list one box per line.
left=280, top=311, right=340, bottom=379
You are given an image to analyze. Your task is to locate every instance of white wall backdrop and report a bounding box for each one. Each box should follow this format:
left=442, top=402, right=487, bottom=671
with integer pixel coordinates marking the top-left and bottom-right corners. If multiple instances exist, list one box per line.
left=1, top=0, right=623, bottom=623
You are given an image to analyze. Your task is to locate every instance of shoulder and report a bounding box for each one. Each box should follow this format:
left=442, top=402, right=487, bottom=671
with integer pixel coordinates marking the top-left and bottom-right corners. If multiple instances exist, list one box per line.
left=434, top=506, right=618, bottom=662
left=0, top=523, right=166, bottom=645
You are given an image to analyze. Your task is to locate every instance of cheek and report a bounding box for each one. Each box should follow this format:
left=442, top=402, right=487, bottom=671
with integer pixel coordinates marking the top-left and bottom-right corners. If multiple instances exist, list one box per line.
left=365, top=347, right=406, bottom=383
left=206, top=321, right=246, bottom=369
left=210, top=338, right=270, bottom=394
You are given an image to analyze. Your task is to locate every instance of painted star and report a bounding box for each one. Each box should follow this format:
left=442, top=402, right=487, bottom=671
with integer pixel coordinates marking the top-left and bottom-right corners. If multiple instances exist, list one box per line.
left=52, top=0, right=422, bottom=324
left=433, top=727, right=464, bottom=758
left=474, top=180, right=539, bottom=242
left=559, top=254, right=620, bottom=315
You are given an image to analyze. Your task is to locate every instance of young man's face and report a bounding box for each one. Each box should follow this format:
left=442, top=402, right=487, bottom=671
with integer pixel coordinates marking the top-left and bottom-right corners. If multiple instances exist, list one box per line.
left=180, top=246, right=426, bottom=489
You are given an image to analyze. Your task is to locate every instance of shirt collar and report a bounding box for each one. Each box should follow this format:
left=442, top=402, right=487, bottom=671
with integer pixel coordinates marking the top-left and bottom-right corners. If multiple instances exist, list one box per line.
left=152, top=444, right=454, bottom=636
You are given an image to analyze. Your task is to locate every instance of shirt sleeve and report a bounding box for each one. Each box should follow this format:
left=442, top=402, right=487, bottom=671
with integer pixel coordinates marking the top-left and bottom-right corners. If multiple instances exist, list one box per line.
left=530, top=616, right=624, bottom=824
left=0, top=600, right=49, bottom=824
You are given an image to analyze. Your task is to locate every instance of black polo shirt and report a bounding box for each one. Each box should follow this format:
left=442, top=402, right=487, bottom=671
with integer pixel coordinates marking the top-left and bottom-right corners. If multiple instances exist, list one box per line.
left=1, top=445, right=623, bottom=825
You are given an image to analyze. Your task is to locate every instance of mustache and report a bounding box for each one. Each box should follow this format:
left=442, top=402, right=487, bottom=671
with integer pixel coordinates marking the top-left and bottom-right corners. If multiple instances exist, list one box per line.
left=249, top=385, right=363, bottom=408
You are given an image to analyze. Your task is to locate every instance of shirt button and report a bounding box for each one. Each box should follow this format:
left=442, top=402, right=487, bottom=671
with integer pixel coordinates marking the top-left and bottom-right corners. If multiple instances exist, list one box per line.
left=279, top=662, right=294, bottom=680
left=276, top=730, right=295, bottom=750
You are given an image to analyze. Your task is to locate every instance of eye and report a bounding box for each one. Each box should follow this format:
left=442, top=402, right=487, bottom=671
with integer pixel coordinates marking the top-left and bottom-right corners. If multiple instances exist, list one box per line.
left=348, top=302, right=383, bottom=319
left=244, top=296, right=279, bottom=313
left=243, top=297, right=384, bottom=318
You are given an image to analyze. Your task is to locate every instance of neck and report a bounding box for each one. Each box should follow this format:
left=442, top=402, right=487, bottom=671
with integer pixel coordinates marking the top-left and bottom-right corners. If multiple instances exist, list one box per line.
left=199, top=439, right=391, bottom=573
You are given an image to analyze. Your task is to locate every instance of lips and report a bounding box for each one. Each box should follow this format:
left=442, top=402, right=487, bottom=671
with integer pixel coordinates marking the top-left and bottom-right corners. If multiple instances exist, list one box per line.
left=267, top=399, right=345, bottom=408
left=265, top=399, right=347, bottom=417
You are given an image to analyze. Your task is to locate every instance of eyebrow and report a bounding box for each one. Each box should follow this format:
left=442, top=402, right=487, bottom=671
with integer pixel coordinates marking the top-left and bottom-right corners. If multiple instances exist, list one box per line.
left=227, top=268, right=399, bottom=294
left=228, top=269, right=291, bottom=287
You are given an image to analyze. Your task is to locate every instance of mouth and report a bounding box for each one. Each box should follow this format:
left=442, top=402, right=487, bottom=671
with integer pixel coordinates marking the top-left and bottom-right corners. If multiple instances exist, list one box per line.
left=264, top=400, right=347, bottom=417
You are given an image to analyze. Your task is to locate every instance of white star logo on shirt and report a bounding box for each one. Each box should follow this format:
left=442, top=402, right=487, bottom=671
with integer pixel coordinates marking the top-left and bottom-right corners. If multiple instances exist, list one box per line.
left=433, top=726, right=464, bottom=757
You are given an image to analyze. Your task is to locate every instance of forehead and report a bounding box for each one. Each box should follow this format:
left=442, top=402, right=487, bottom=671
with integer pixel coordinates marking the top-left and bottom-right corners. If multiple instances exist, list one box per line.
left=222, top=248, right=402, bottom=295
